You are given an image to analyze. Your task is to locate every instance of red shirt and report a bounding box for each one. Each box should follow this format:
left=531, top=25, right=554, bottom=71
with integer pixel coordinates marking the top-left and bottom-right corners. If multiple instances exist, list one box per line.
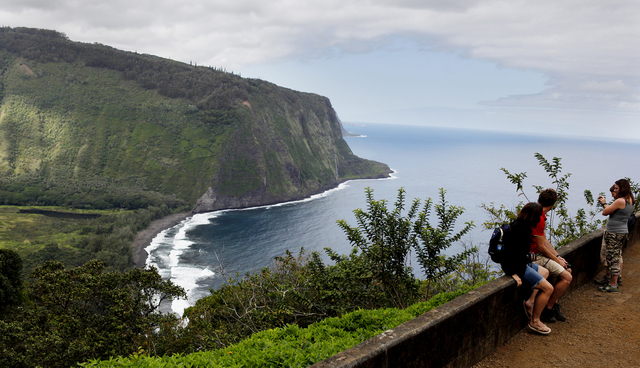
left=530, top=212, right=546, bottom=253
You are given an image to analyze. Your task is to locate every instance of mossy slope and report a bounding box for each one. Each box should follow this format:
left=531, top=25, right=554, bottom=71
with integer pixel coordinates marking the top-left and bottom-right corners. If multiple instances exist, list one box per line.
left=0, top=27, right=390, bottom=212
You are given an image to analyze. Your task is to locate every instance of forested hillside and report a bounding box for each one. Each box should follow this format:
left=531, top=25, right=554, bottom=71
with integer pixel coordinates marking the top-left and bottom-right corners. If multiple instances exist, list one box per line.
left=0, top=27, right=390, bottom=212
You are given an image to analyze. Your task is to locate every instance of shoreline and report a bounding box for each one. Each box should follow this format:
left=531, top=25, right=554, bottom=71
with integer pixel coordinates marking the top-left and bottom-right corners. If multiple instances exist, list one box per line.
left=132, top=212, right=191, bottom=268
left=133, top=173, right=395, bottom=268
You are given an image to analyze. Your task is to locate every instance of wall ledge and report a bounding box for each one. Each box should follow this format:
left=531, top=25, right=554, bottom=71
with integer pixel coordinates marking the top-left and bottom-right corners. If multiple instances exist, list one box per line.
left=312, top=214, right=638, bottom=368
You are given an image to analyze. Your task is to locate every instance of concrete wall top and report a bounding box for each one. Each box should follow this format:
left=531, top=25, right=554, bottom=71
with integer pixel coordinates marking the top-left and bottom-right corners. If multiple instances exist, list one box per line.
left=311, top=213, right=639, bottom=368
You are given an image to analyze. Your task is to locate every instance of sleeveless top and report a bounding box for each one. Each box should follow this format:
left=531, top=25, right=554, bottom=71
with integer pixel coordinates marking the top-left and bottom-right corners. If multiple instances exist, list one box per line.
left=606, top=201, right=634, bottom=233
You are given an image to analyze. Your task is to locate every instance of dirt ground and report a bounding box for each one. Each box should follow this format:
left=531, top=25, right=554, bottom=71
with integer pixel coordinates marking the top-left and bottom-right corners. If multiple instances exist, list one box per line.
left=473, top=240, right=640, bottom=368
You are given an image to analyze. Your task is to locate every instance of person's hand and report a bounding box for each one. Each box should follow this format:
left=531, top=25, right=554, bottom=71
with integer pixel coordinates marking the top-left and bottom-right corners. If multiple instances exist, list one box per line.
left=511, top=274, right=522, bottom=287
left=557, top=256, right=568, bottom=268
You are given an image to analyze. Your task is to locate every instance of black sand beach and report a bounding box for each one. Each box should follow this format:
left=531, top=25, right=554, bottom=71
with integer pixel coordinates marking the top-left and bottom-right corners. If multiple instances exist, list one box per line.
left=132, top=212, right=191, bottom=268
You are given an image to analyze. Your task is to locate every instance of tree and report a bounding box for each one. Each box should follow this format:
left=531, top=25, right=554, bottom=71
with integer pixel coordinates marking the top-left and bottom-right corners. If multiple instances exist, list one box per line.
left=0, top=260, right=186, bottom=368
left=182, top=249, right=330, bottom=351
left=337, top=187, right=476, bottom=305
left=337, top=187, right=421, bottom=309
left=482, top=153, right=610, bottom=247
left=0, top=249, right=24, bottom=313
left=181, top=187, right=485, bottom=354
left=412, top=188, right=475, bottom=298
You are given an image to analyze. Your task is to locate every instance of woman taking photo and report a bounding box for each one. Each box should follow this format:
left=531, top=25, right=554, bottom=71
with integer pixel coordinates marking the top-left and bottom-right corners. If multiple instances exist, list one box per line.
left=597, top=178, right=635, bottom=292
left=501, top=202, right=554, bottom=334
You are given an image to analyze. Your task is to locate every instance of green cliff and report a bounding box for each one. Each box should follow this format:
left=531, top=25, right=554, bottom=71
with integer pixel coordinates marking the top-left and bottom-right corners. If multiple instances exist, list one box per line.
left=0, top=27, right=390, bottom=212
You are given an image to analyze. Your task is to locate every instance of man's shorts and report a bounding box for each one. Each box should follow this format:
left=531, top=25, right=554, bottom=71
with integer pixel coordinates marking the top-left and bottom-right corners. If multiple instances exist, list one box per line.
left=534, top=255, right=566, bottom=278
left=522, top=263, right=544, bottom=289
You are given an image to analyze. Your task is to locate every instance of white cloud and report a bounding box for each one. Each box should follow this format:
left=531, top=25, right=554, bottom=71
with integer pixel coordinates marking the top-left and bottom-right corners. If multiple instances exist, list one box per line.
left=1, top=0, right=639, bottom=122
left=578, top=80, right=634, bottom=93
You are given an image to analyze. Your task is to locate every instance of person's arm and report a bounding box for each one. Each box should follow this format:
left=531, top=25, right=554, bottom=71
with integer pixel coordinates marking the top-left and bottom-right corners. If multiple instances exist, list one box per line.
left=544, top=236, right=559, bottom=257
left=535, top=235, right=567, bottom=268
left=601, top=197, right=626, bottom=216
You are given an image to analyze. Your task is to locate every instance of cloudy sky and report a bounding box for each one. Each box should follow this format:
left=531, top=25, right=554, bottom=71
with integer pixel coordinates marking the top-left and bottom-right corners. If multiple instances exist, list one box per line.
left=2, top=0, right=639, bottom=140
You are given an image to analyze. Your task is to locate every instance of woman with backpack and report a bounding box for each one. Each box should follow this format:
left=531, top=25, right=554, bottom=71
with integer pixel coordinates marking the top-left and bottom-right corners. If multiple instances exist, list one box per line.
left=501, top=202, right=554, bottom=334
left=597, top=178, right=635, bottom=293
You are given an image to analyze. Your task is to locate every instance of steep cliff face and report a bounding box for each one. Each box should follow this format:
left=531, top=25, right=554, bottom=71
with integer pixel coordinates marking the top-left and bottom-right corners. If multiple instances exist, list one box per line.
left=0, top=27, right=390, bottom=212
left=193, top=84, right=390, bottom=212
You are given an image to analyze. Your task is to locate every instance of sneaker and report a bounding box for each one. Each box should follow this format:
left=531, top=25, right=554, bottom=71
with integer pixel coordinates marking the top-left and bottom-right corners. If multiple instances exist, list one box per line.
left=541, top=307, right=557, bottom=323
left=598, top=284, right=619, bottom=293
left=552, top=303, right=566, bottom=322
left=595, top=274, right=623, bottom=286
left=594, top=275, right=609, bottom=285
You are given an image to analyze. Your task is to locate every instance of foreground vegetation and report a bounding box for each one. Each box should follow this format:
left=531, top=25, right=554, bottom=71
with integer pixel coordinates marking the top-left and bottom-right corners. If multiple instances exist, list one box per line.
left=81, top=287, right=477, bottom=368
left=0, top=258, right=185, bottom=368
left=1, top=154, right=636, bottom=367
left=0, top=187, right=491, bottom=367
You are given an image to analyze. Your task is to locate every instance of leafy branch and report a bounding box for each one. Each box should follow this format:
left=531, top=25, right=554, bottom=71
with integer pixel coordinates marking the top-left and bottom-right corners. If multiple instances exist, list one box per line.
left=484, top=153, right=607, bottom=247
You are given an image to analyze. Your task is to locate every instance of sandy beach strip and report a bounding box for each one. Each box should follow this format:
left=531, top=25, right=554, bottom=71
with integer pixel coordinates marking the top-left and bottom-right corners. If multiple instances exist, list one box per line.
left=132, top=212, right=192, bottom=268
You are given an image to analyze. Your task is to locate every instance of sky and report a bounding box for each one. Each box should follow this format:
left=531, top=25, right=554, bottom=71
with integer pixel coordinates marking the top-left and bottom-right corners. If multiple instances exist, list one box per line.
left=2, top=0, right=639, bottom=140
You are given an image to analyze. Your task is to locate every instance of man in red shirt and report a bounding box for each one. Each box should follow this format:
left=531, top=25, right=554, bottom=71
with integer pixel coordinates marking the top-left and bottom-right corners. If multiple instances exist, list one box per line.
left=531, top=188, right=572, bottom=323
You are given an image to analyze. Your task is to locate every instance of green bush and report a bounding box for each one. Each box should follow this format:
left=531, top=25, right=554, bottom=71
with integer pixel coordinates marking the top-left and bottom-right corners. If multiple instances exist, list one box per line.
left=0, top=249, right=24, bottom=313
left=0, top=260, right=185, bottom=368
left=337, top=187, right=475, bottom=303
left=80, top=286, right=477, bottom=368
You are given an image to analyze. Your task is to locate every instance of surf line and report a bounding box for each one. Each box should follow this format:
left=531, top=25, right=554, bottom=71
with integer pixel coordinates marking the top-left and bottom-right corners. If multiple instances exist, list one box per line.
left=144, top=170, right=397, bottom=315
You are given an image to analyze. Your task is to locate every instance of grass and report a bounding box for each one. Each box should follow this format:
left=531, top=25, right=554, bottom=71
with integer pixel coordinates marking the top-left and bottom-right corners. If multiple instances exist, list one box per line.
left=0, top=204, right=177, bottom=274
left=0, top=206, right=120, bottom=258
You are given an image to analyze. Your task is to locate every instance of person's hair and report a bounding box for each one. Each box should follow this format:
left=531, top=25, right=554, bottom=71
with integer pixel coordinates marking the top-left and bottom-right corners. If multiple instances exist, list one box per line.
left=517, top=202, right=543, bottom=227
left=537, top=188, right=558, bottom=208
left=610, top=184, right=616, bottom=193
left=615, top=178, right=635, bottom=204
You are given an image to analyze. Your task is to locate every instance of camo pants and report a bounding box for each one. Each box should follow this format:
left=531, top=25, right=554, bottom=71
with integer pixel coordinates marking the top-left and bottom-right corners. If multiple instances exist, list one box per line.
left=601, top=231, right=627, bottom=276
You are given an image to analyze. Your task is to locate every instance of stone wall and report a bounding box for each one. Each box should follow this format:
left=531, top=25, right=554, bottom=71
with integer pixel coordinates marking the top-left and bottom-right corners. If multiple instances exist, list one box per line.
left=311, top=214, right=639, bottom=368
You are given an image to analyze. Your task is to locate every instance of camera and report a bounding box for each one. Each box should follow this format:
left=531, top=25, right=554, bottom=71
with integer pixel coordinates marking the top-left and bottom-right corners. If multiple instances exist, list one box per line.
left=565, top=262, right=572, bottom=270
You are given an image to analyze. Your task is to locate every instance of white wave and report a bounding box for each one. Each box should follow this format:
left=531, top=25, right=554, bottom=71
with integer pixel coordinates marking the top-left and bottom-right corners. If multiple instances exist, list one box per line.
left=169, top=266, right=216, bottom=316
left=172, top=299, right=192, bottom=317
left=262, top=182, right=353, bottom=210
left=145, top=217, right=192, bottom=267
left=145, top=213, right=228, bottom=316
left=145, top=224, right=183, bottom=279
left=145, top=172, right=398, bottom=315
left=255, top=172, right=397, bottom=211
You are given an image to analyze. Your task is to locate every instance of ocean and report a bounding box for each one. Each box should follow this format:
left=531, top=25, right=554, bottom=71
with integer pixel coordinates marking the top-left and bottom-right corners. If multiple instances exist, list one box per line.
left=145, top=123, right=640, bottom=315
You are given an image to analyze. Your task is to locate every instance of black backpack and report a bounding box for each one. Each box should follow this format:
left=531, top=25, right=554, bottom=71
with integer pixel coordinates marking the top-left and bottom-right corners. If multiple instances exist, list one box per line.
left=629, top=213, right=637, bottom=233
left=488, top=223, right=511, bottom=264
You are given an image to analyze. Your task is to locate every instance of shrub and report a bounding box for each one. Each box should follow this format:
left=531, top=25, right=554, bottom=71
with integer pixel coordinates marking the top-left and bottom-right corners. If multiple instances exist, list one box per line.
left=81, top=286, right=478, bottom=367
left=481, top=153, right=621, bottom=247
left=0, top=260, right=185, bottom=368
left=182, top=187, right=482, bottom=352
